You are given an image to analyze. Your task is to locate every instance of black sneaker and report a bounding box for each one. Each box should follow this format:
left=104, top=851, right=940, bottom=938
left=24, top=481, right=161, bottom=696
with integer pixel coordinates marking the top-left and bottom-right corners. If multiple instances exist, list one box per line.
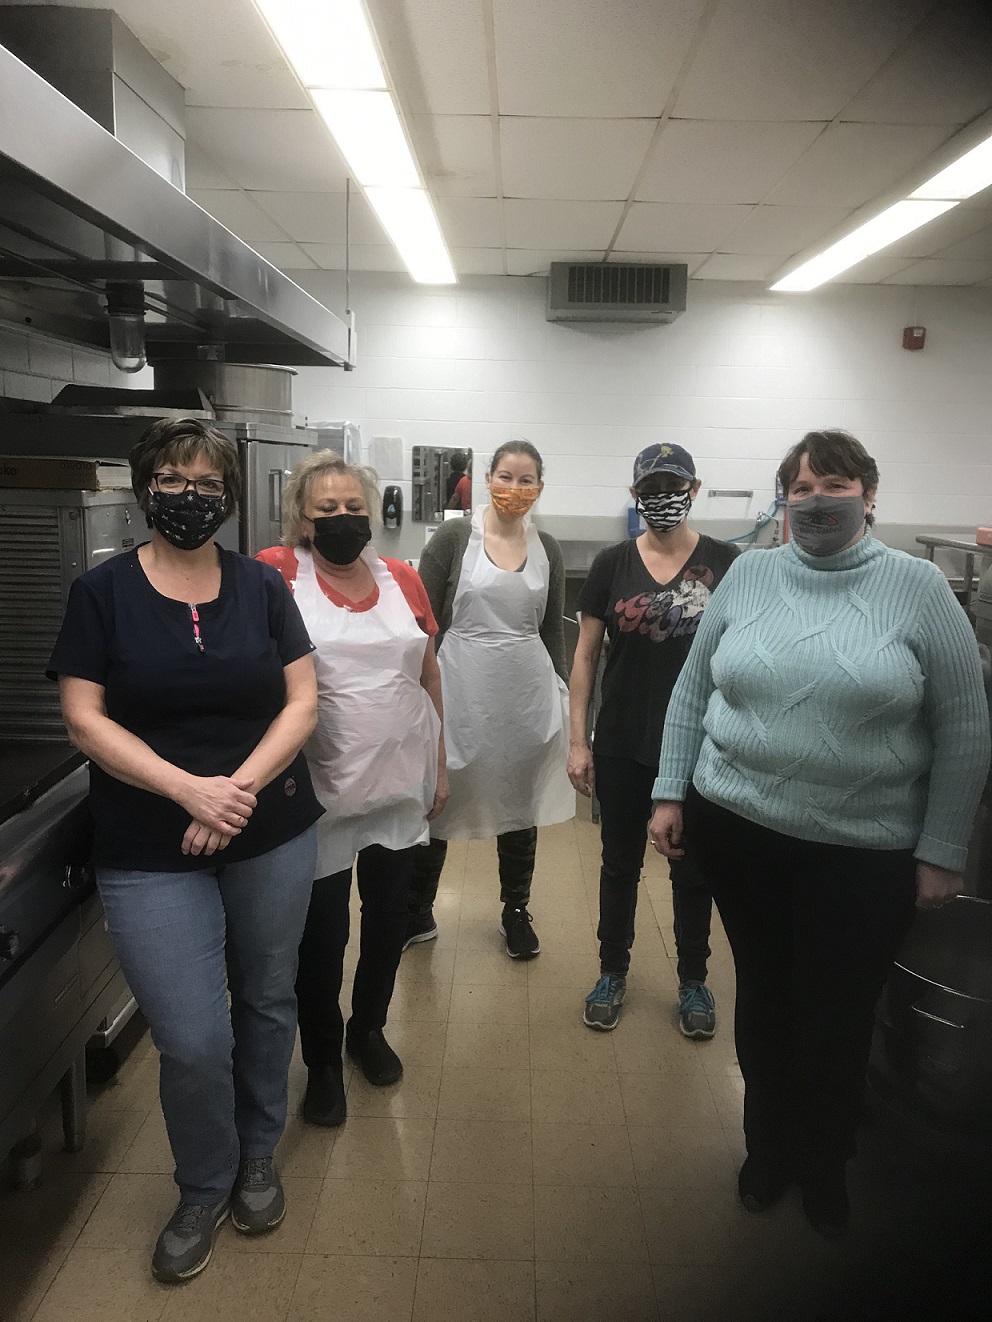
left=402, top=912, right=439, bottom=951
left=151, top=1197, right=230, bottom=1282
left=302, top=1065, right=347, bottom=1127
left=231, top=1156, right=285, bottom=1234
left=500, top=906, right=540, bottom=959
left=800, top=1163, right=850, bottom=1238
left=737, top=1154, right=791, bottom=1213
left=346, top=1026, right=403, bottom=1086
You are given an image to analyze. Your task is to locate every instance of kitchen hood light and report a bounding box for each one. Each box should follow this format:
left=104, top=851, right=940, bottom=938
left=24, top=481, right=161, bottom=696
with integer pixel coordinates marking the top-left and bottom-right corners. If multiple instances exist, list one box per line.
left=365, top=187, right=456, bottom=284
left=253, top=0, right=385, bottom=90
left=106, top=282, right=147, bottom=373
left=311, top=89, right=419, bottom=189
left=910, top=131, right=992, bottom=201
left=771, top=199, right=956, bottom=291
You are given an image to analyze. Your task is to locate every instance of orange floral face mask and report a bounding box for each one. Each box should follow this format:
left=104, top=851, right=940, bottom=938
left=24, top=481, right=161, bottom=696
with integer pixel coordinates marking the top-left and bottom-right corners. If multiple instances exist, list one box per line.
left=489, top=485, right=540, bottom=518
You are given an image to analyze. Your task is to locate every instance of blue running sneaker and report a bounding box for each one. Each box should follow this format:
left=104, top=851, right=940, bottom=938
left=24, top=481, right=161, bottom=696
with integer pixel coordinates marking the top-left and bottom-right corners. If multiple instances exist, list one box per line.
left=678, top=981, right=716, bottom=1039
left=583, top=974, right=626, bottom=1031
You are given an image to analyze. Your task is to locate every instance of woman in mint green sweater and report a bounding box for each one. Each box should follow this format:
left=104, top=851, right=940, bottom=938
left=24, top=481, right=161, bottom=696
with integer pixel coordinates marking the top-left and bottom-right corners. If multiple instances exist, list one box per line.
left=648, top=429, right=990, bottom=1240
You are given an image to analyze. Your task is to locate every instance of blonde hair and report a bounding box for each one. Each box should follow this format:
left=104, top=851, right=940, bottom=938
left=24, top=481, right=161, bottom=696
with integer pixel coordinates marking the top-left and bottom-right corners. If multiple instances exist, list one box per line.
left=282, top=448, right=381, bottom=546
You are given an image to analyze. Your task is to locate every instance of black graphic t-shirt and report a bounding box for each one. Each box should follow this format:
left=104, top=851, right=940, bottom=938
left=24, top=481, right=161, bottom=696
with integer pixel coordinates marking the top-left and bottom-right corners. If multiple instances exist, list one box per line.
left=576, top=534, right=740, bottom=767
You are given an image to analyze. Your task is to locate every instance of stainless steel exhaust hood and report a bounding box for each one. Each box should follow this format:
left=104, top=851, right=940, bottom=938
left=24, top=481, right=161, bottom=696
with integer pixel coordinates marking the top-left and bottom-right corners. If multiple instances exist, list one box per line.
left=0, top=41, right=351, bottom=368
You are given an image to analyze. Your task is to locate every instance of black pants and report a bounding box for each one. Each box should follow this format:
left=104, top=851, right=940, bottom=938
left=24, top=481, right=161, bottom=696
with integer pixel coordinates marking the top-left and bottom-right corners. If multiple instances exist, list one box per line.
left=407, top=829, right=538, bottom=916
left=594, top=754, right=712, bottom=981
left=295, top=843, right=415, bottom=1069
left=683, top=785, right=917, bottom=1169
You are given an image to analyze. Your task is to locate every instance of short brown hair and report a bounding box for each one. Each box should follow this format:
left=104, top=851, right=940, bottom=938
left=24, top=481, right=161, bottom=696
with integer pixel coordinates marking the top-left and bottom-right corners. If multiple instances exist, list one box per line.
left=282, top=448, right=381, bottom=547
left=129, top=418, right=241, bottom=520
left=778, top=429, right=879, bottom=508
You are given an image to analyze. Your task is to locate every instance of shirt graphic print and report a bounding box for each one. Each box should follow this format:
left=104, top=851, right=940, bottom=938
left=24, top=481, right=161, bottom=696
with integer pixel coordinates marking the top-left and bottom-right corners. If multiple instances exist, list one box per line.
left=614, top=563, right=719, bottom=644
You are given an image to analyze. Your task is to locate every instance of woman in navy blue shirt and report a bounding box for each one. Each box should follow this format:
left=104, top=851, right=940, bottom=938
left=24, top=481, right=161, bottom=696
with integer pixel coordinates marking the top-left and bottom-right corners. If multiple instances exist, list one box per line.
left=48, top=419, right=322, bottom=1284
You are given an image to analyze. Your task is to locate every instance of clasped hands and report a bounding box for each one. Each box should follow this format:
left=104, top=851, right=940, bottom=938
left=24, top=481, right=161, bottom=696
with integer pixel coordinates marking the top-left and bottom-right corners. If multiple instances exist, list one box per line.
left=178, top=775, right=257, bottom=857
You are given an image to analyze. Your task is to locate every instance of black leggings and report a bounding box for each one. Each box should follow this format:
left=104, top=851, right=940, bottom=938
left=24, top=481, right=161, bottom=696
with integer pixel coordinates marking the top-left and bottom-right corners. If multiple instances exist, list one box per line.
left=594, top=754, right=712, bottom=981
left=683, top=785, right=917, bottom=1169
left=295, top=843, right=415, bottom=1068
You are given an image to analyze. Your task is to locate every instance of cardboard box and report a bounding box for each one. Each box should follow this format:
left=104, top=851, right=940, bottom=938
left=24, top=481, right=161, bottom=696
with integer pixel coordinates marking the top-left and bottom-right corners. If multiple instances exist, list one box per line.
left=0, top=456, right=131, bottom=491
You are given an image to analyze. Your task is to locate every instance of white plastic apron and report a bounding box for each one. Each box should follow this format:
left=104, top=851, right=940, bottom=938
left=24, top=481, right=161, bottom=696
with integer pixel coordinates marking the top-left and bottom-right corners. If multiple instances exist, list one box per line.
left=429, top=505, right=574, bottom=840
left=293, top=546, right=440, bottom=877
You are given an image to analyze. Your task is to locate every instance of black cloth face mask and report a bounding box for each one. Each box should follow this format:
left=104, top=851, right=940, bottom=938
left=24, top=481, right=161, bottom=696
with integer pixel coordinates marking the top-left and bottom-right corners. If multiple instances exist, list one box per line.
left=311, top=513, right=372, bottom=565
left=147, top=489, right=227, bottom=551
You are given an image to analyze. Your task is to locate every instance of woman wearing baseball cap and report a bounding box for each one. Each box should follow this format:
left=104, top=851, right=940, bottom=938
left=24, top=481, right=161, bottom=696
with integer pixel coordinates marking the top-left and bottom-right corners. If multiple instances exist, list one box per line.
left=569, top=442, right=739, bottom=1035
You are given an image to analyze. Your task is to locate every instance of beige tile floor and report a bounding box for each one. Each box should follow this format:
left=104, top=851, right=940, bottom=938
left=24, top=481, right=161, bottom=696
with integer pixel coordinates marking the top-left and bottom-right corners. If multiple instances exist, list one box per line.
left=2, top=803, right=988, bottom=1321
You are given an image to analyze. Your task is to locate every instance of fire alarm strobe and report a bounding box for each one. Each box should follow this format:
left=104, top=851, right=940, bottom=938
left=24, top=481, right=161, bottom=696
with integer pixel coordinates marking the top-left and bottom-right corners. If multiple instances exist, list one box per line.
left=902, top=325, right=926, bottom=351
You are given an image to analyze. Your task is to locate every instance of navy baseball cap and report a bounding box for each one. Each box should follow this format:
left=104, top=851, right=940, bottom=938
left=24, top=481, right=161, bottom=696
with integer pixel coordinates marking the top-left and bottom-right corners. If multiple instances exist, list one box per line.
left=632, top=442, right=696, bottom=487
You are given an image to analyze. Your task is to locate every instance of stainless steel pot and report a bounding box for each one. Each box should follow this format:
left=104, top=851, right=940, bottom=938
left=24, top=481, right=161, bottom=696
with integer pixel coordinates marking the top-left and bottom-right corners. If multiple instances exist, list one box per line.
left=153, top=363, right=296, bottom=425
left=873, top=896, right=992, bottom=1137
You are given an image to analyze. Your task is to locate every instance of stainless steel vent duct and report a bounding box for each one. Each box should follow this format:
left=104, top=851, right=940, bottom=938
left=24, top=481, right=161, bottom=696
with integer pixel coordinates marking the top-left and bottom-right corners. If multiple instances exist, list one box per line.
left=0, top=41, right=351, bottom=368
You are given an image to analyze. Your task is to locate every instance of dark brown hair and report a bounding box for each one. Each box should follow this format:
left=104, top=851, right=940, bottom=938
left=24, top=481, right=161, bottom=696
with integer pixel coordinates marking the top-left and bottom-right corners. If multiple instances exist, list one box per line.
left=129, top=418, right=241, bottom=521
left=489, top=439, right=544, bottom=481
left=778, top=429, right=879, bottom=524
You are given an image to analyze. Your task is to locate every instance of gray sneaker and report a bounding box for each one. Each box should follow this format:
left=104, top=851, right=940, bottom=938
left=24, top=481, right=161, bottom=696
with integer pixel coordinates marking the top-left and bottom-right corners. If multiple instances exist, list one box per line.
left=231, top=1157, right=286, bottom=1234
left=151, top=1197, right=230, bottom=1283
left=583, top=974, right=626, bottom=1030
left=678, top=981, right=716, bottom=1039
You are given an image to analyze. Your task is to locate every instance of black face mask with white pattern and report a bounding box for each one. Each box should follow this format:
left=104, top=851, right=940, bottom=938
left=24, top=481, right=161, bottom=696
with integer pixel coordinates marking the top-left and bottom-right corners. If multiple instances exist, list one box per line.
left=147, top=489, right=227, bottom=550
left=636, top=489, right=692, bottom=532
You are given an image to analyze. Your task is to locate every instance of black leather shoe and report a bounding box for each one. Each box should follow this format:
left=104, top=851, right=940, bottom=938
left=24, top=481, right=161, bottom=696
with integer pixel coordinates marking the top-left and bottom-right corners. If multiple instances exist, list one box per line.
left=737, top=1154, right=791, bottom=1213
left=346, top=1028, right=403, bottom=1086
left=302, top=1066, right=347, bottom=1127
left=800, top=1164, right=850, bottom=1239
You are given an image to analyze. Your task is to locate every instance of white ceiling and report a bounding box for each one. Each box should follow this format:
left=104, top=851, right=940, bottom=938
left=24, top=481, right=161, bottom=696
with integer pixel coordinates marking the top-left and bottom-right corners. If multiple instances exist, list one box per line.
left=5, top=0, right=992, bottom=284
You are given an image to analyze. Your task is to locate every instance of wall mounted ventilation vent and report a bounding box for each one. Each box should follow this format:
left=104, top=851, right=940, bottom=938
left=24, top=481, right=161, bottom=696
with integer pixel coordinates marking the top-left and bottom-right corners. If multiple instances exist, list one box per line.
left=546, top=262, right=687, bottom=324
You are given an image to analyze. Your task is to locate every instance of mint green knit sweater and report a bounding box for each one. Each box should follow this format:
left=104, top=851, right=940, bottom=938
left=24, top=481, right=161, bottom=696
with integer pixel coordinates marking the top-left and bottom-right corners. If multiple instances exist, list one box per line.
left=653, top=535, right=991, bottom=872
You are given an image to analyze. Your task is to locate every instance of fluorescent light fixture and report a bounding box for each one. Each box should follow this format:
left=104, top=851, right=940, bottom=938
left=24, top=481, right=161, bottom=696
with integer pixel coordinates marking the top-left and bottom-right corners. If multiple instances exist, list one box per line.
left=771, top=199, right=956, bottom=291
left=911, top=131, right=992, bottom=201
left=254, top=0, right=385, bottom=90
left=366, top=188, right=456, bottom=284
left=253, top=0, right=456, bottom=284
left=312, top=89, right=419, bottom=189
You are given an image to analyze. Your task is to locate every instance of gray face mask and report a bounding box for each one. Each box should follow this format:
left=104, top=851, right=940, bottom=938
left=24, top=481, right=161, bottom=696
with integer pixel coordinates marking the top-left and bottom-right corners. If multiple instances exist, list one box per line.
left=788, top=494, right=867, bottom=556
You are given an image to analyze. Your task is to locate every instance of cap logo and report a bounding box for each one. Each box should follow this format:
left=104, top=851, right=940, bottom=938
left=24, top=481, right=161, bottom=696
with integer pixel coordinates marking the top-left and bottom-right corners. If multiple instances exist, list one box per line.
left=659, top=445, right=672, bottom=457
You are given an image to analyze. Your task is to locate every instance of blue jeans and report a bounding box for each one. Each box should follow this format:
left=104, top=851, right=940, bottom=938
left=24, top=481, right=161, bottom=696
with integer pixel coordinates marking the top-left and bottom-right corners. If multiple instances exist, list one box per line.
left=96, top=825, right=317, bottom=1203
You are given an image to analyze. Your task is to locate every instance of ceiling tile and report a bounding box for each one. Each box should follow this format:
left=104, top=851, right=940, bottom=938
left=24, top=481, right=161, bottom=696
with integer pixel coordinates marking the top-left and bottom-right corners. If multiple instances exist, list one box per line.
left=435, top=198, right=505, bottom=248
left=414, top=116, right=498, bottom=197
left=882, top=258, right=992, bottom=286
left=505, top=249, right=607, bottom=277
left=674, top=0, right=931, bottom=120
left=693, top=254, right=784, bottom=280
left=493, top=0, right=710, bottom=117
left=187, top=189, right=289, bottom=243
left=184, top=139, right=237, bottom=190
left=637, top=121, right=824, bottom=205
left=842, top=1, right=992, bottom=125
left=248, top=192, right=387, bottom=245
left=719, top=204, right=853, bottom=255
left=503, top=200, right=623, bottom=249
left=185, top=108, right=350, bottom=192
left=368, top=0, right=491, bottom=115
left=883, top=205, right=992, bottom=258
left=930, top=225, right=992, bottom=263
left=615, top=203, right=754, bottom=252
left=766, top=123, right=953, bottom=208
left=250, top=243, right=318, bottom=270
left=829, top=254, right=916, bottom=284
left=451, top=248, right=507, bottom=276
left=300, top=245, right=408, bottom=273
left=500, top=118, right=656, bottom=201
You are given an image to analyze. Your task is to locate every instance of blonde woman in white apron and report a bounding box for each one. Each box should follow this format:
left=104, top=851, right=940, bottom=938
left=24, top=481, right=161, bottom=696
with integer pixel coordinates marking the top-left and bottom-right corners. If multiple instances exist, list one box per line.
left=257, top=452, right=446, bottom=1128
left=406, top=441, right=574, bottom=960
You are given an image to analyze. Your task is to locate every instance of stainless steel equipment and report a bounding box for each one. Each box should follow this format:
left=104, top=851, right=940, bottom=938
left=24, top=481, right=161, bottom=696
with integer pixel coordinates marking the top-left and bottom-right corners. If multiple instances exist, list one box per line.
left=974, top=562, right=992, bottom=650
left=0, top=756, right=128, bottom=1182
left=0, top=487, right=141, bottom=740
left=0, top=35, right=351, bottom=366
left=154, top=362, right=296, bottom=427
left=219, top=420, right=315, bottom=556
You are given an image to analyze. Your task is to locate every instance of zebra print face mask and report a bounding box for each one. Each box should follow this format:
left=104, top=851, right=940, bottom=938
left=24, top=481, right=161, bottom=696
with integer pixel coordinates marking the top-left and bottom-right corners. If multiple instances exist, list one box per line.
left=635, top=489, right=691, bottom=532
